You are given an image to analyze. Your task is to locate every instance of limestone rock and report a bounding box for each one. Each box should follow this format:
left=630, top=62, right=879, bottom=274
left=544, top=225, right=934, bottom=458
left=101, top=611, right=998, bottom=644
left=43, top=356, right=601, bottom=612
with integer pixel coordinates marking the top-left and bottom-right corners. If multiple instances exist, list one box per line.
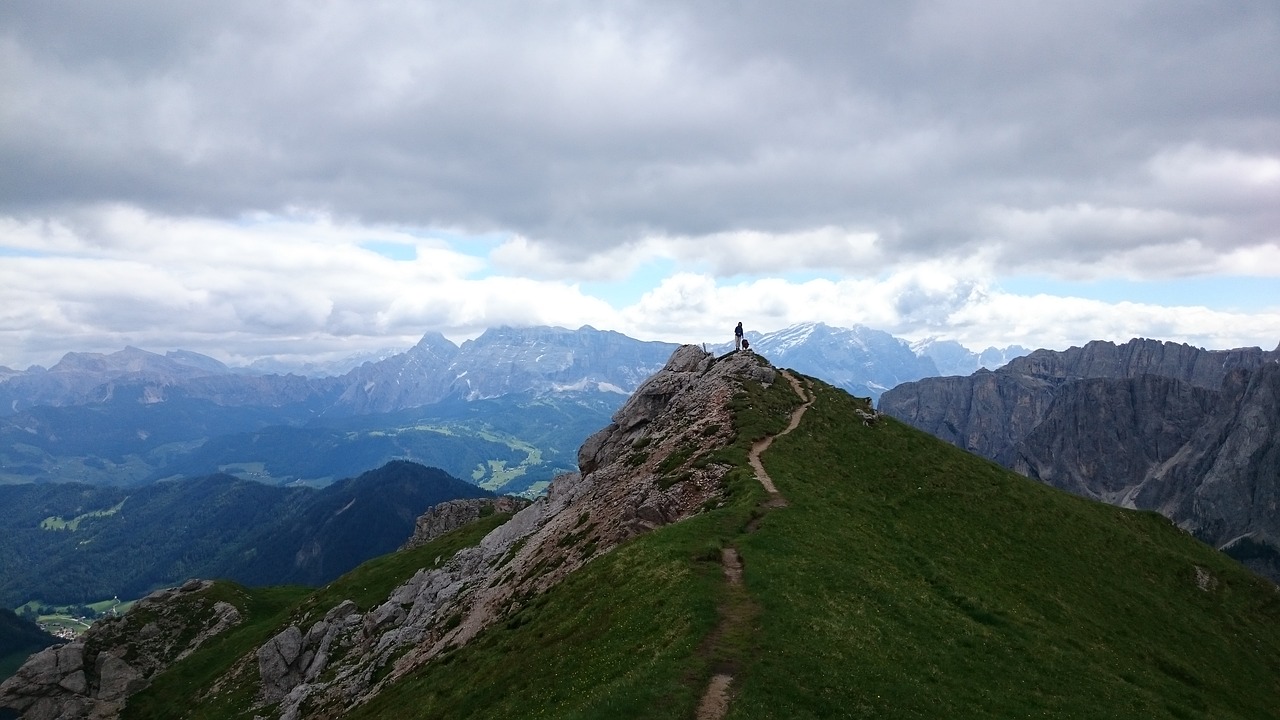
left=0, top=580, right=244, bottom=720
left=401, top=497, right=532, bottom=551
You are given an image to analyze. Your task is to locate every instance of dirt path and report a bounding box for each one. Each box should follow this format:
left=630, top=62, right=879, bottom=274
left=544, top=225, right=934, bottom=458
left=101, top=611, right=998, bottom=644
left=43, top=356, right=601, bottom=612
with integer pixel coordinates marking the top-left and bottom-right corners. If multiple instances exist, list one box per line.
left=695, top=547, right=744, bottom=720
left=697, top=674, right=734, bottom=720
left=747, top=370, right=814, bottom=499
left=696, top=372, right=813, bottom=720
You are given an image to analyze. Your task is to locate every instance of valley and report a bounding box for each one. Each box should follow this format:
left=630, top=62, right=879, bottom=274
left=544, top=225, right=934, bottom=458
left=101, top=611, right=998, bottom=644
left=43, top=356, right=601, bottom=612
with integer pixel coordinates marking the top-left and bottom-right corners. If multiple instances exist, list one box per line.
left=14, top=598, right=134, bottom=641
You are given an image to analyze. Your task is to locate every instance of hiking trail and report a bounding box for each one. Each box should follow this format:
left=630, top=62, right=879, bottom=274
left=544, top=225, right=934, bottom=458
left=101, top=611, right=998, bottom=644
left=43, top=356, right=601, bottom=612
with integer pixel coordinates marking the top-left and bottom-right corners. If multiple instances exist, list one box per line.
left=696, top=369, right=813, bottom=720
left=747, top=370, right=814, bottom=502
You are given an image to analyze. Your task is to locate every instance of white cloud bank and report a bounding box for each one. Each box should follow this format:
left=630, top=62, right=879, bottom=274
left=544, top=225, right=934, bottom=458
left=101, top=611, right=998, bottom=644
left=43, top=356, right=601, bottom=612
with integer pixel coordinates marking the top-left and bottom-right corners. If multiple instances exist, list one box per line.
left=0, top=208, right=1275, bottom=369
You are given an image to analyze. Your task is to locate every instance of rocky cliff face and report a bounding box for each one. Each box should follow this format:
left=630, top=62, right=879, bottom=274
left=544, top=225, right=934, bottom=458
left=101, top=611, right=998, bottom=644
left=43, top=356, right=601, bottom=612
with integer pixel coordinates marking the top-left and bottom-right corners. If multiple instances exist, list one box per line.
left=1001, top=338, right=1273, bottom=388
left=1161, top=363, right=1280, bottom=580
left=880, top=338, right=1280, bottom=580
left=244, top=346, right=770, bottom=719
left=399, top=497, right=532, bottom=551
left=1001, top=374, right=1219, bottom=503
left=0, top=580, right=242, bottom=720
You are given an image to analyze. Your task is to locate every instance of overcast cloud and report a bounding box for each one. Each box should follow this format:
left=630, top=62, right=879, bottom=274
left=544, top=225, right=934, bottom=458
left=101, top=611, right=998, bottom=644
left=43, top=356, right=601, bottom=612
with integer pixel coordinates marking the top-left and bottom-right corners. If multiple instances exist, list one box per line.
left=1, top=0, right=1277, bottom=369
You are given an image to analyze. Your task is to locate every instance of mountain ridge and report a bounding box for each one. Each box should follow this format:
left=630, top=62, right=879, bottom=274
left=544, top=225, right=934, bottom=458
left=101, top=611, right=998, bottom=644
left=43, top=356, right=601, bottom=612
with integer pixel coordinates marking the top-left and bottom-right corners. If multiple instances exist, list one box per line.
left=0, top=324, right=1026, bottom=418
left=0, top=324, right=1024, bottom=490
left=6, top=346, right=1280, bottom=718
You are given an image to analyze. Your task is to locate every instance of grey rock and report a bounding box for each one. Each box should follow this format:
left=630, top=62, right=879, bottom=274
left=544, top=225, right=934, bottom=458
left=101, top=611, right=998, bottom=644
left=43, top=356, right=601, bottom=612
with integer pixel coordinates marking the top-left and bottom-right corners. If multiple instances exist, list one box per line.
left=94, top=653, right=145, bottom=702
left=402, top=497, right=531, bottom=551
left=1, top=579, right=245, bottom=719
left=56, top=670, right=88, bottom=695
left=258, top=625, right=305, bottom=703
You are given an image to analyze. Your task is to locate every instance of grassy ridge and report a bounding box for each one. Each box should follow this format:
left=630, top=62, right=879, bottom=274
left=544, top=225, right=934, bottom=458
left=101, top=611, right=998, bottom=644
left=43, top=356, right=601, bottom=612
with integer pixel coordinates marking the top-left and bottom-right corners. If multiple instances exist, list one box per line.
left=734, top=377, right=1280, bottom=718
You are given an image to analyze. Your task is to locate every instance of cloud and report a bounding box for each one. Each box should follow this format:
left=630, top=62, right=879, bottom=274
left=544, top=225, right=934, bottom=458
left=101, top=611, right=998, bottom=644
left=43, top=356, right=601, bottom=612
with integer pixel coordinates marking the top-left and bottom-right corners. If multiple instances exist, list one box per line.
left=4, top=2, right=1274, bottom=256
left=619, top=269, right=1280, bottom=355
left=0, top=1, right=1277, bottom=366
left=0, top=208, right=614, bottom=366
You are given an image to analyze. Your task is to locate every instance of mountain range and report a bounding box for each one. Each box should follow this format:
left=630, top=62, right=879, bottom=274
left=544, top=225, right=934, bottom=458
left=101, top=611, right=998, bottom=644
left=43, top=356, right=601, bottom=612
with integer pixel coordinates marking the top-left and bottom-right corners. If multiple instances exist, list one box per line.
left=4, top=345, right=1278, bottom=719
left=880, top=338, right=1280, bottom=582
left=0, top=323, right=1025, bottom=416
left=0, top=324, right=1025, bottom=490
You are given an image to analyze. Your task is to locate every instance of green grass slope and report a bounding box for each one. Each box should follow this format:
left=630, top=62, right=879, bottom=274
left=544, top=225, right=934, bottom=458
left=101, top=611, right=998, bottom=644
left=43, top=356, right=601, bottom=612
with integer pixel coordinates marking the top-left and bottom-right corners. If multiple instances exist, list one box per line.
left=733, top=378, right=1280, bottom=718
left=128, top=366, right=1280, bottom=719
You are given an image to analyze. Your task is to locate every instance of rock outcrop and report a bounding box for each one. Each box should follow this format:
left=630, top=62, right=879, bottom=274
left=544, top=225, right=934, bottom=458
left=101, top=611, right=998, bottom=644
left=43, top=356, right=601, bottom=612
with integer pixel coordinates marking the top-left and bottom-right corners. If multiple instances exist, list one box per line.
left=248, top=346, right=772, bottom=720
left=399, top=496, right=532, bottom=551
left=880, top=338, right=1280, bottom=581
left=0, top=580, right=242, bottom=720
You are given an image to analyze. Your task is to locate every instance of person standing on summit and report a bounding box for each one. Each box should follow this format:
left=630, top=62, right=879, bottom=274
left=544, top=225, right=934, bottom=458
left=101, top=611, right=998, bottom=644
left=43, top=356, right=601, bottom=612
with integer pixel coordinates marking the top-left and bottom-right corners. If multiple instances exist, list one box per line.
left=734, top=322, right=744, bottom=350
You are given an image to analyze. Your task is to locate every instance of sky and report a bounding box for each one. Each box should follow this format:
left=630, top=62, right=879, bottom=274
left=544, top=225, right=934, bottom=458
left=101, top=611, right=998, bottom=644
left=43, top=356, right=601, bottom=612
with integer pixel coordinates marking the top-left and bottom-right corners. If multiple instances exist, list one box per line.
left=1, top=0, right=1278, bottom=370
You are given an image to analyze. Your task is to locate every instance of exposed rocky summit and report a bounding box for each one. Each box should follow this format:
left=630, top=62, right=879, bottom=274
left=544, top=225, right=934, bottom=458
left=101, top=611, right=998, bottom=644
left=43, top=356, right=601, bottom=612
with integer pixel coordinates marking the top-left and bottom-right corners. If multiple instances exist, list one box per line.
left=880, top=338, right=1280, bottom=580
left=0, top=580, right=242, bottom=720
left=242, top=346, right=771, bottom=719
left=1001, top=337, right=1273, bottom=388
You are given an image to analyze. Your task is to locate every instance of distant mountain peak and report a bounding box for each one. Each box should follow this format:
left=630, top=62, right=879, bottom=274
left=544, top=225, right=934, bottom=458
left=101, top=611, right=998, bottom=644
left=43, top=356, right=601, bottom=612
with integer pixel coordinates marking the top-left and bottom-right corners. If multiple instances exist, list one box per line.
left=912, top=338, right=1029, bottom=376
left=724, top=322, right=936, bottom=401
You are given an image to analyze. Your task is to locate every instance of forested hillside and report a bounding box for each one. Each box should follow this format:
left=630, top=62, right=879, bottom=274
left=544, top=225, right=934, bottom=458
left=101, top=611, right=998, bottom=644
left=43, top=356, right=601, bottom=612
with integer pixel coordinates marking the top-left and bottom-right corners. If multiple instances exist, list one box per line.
left=0, top=462, right=489, bottom=606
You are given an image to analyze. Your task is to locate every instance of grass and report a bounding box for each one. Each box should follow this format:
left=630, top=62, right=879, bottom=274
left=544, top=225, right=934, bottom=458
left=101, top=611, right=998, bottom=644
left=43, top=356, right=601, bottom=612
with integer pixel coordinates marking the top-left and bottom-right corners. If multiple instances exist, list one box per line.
left=729, top=380, right=1280, bottom=719
left=294, top=512, right=513, bottom=617
left=39, top=499, right=128, bottom=531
